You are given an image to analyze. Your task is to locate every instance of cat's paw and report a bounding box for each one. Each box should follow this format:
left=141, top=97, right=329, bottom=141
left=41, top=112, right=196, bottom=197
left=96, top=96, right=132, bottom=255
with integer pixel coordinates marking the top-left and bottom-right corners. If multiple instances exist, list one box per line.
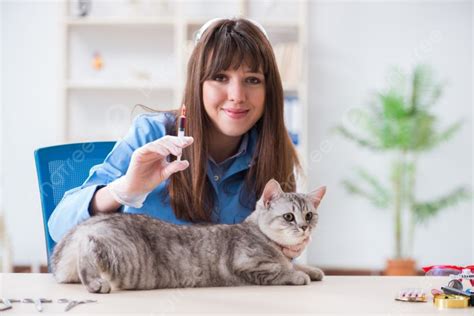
left=289, top=271, right=311, bottom=285
left=306, top=267, right=324, bottom=281
left=86, top=278, right=111, bottom=294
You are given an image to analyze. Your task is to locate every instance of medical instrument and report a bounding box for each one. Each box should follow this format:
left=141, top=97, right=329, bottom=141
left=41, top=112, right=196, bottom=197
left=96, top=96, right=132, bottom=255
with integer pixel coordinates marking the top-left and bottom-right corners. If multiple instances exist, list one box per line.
left=22, top=298, right=52, bottom=312
left=395, top=288, right=427, bottom=302
left=177, top=105, right=186, bottom=161
left=58, top=298, right=97, bottom=312
left=0, top=298, right=14, bottom=311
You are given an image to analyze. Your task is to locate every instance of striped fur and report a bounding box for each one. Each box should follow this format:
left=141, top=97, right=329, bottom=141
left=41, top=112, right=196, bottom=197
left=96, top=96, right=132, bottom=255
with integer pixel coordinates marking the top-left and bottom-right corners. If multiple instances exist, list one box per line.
left=51, top=180, right=325, bottom=293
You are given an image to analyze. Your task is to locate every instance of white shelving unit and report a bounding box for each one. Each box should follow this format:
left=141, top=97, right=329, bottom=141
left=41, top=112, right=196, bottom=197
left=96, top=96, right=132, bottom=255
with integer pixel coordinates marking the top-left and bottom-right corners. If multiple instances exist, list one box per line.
left=61, top=0, right=309, bottom=190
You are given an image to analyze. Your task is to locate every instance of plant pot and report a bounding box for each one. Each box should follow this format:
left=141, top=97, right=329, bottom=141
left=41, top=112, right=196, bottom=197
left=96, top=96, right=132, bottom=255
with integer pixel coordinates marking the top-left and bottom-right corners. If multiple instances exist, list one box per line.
left=384, top=258, right=417, bottom=276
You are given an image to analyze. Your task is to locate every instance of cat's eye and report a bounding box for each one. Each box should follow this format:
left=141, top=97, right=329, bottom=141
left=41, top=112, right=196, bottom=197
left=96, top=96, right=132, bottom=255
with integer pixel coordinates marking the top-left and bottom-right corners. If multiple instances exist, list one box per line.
left=305, top=212, right=313, bottom=221
left=283, top=213, right=294, bottom=222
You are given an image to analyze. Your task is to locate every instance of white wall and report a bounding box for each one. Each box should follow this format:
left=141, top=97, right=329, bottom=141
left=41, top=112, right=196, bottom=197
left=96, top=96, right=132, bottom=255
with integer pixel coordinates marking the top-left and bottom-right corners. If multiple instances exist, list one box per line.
left=2, top=1, right=62, bottom=266
left=2, top=1, right=472, bottom=269
left=0, top=0, right=4, bottom=213
left=307, top=1, right=473, bottom=269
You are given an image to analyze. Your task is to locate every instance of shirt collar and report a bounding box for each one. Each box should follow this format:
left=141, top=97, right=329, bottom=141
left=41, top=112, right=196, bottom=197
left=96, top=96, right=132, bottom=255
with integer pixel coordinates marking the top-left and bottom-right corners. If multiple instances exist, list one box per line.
left=206, top=126, right=259, bottom=187
left=209, top=132, right=249, bottom=167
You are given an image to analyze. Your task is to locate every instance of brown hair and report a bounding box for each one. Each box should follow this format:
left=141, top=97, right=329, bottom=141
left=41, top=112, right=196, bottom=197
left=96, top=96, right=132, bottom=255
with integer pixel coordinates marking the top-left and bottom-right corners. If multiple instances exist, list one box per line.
left=169, top=18, right=301, bottom=222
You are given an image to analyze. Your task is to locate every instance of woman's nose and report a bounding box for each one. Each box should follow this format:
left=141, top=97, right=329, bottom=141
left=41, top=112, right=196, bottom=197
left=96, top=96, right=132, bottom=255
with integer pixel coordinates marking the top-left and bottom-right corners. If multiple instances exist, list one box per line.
left=227, top=80, right=246, bottom=104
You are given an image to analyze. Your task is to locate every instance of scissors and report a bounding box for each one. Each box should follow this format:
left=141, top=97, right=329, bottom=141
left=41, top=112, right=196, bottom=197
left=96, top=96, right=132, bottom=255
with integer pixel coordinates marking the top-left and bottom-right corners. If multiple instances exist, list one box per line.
left=22, top=298, right=53, bottom=312
left=0, top=298, right=16, bottom=311
left=58, top=298, right=97, bottom=311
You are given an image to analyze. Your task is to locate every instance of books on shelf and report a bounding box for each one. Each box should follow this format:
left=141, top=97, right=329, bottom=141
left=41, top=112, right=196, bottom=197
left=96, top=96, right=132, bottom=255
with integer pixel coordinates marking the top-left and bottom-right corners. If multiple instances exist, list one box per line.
left=274, top=42, right=300, bottom=91
left=284, top=95, right=301, bottom=146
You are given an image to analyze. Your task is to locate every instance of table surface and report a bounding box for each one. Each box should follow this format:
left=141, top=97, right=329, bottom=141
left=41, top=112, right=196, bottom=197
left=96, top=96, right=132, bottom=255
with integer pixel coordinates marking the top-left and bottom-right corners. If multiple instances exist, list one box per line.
left=0, top=273, right=473, bottom=315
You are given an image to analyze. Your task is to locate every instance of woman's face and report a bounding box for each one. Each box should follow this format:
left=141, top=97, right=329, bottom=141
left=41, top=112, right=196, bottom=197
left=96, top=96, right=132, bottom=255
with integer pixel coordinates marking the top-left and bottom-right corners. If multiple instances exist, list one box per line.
left=202, top=64, right=265, bottom=139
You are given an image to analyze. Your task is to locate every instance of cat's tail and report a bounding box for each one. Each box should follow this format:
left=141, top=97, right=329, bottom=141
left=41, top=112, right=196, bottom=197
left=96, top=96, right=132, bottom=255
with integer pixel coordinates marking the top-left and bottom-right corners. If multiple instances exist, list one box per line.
left=77, top=235, right=112, bottom=294
left=51, top=232, right=81, bottom=284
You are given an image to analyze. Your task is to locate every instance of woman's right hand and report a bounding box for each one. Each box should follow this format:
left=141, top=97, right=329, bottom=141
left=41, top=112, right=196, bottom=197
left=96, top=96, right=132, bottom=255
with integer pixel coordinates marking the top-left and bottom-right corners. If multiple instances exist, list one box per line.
left=121, top=135, right=194, bottom=196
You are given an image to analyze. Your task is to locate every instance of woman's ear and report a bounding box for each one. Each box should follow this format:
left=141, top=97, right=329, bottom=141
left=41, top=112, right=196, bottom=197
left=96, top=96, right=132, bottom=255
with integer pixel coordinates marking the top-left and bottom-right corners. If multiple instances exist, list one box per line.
left=262, top=179, right=283, bottom=208
left=308, top=186, right=326, bottom=209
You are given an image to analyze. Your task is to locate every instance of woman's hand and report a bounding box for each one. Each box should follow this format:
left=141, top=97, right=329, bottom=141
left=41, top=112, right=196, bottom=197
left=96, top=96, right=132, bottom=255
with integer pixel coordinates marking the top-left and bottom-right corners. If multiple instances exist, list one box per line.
left=92, top=136, right=194, bottom=213
left=122, top=135, right=194, bottom=196
left=281, top=236, right=311, bottom=260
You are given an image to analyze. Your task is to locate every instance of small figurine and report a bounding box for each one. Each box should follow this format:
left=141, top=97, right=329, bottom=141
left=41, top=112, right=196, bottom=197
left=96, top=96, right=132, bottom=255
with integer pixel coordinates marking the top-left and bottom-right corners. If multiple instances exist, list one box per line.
left=92, top=52, right=103, bottom=71
left=78, top=0, right=91, bottom=17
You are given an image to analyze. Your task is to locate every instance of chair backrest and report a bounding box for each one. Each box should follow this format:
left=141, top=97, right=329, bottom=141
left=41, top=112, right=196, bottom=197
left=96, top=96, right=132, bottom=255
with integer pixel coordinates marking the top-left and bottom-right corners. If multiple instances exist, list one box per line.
left=34, top=141, right=116, bottom=268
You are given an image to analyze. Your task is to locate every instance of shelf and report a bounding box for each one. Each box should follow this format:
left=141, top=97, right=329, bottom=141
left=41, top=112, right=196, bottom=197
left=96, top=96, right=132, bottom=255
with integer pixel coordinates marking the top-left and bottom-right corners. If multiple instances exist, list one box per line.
left=66, top=17, right=300, bottom=30
left=62, top=0, right=308, bottom=158
left=66, top=81, right=175, bottom=91
left=185, top=17, right=299, bottom=28
left=283, top=82, right=298, bottom=92
left=66, top=17, right=175, bottom=27
left=66, top=81, right=298, bottom=92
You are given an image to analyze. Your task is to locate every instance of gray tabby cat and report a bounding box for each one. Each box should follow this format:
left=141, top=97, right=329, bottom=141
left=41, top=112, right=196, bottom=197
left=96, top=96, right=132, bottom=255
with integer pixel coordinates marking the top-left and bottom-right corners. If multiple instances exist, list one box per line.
left=51, top=179, right=326, bottom=293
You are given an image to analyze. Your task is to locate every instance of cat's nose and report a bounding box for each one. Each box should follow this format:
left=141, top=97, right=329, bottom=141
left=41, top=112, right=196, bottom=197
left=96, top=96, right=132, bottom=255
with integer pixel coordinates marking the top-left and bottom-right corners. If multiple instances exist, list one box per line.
left=300, top=225, right=308, bottom=231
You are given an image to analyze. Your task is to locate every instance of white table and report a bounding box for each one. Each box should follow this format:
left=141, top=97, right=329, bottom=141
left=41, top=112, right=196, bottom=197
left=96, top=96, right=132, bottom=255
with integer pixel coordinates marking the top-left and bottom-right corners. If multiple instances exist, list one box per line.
left=0, top=273, right=472, bottom=315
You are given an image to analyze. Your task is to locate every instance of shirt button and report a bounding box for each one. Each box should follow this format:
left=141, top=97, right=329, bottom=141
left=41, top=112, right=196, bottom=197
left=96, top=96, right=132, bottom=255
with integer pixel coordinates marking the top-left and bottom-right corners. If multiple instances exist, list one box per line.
left=214, top=175, right=220, bottom=181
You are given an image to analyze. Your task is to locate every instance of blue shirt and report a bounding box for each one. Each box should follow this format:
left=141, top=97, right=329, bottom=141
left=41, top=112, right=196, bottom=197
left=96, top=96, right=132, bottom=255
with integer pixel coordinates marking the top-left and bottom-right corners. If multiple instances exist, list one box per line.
left=48, top=113, right=259, bottom=242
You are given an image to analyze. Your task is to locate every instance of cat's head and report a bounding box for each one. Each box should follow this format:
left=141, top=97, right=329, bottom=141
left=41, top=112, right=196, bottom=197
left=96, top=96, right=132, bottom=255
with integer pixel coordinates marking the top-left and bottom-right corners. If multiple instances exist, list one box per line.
left=251, top=179, right=326, bottom=247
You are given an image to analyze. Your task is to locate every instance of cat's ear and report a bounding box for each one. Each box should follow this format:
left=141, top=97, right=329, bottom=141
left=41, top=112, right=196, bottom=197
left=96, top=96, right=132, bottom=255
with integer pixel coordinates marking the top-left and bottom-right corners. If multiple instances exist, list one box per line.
left=308, top=186, right=326, bottom=209
left=262, top=179, right=283, bottom=208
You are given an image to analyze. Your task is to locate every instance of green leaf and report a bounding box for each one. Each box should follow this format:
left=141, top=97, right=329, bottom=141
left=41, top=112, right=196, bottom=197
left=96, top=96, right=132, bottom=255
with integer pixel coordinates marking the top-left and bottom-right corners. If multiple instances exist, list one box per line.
left=355, top=168, right=391, bottom=208
left=342, top=168, right=391, bottom=209
left=422, top=121, right=463, bottom=150
left=333, top=126, right=382, bottom=151
left=409, top=112, right=435, bottom=150
left=380, top=92, right=408, bottom=119
left=342, top=179, right=384, bottom=208
left=411, top=64, right=444, bottom=110
left=413, top=187, right=473, bottom=223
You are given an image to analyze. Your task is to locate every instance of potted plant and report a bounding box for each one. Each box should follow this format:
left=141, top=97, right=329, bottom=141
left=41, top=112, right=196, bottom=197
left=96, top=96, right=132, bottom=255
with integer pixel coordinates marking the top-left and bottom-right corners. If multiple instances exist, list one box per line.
left=335, top=64, right=471, bottom=275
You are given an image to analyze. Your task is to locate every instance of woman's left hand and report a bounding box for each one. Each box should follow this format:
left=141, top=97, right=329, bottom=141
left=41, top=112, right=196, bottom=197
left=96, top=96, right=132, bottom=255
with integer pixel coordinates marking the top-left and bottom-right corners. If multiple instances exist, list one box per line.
left=281, top=236, right=311, bottom=260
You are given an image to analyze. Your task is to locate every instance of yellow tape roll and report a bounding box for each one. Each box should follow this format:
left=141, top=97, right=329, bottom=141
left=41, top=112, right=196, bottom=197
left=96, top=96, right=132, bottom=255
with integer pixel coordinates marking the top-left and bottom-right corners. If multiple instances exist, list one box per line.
left=433, top=294, right=469, bottom=309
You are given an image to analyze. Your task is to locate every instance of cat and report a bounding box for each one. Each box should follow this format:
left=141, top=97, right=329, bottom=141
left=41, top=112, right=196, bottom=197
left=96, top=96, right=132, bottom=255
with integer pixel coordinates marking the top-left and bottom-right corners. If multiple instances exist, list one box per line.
left=51, top=179, right=326, bottom=293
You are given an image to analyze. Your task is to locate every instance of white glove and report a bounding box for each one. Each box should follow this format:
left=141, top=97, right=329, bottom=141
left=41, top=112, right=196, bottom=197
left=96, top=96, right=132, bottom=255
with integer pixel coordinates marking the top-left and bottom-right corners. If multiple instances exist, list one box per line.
left=107, top=175, right=150, bottom=209
left=107, top=135, right=194, bottom=208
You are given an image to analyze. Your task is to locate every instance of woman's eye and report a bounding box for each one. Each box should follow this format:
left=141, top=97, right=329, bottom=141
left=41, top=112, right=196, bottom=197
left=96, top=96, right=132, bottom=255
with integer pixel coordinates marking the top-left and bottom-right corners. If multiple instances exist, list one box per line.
left=305, top=212, right=313, bottom=221
left=246, top=77, right=262, bottom=84
left=213, top=74, right=227, bottom=82
left=283, top=213, right=295, bottom=222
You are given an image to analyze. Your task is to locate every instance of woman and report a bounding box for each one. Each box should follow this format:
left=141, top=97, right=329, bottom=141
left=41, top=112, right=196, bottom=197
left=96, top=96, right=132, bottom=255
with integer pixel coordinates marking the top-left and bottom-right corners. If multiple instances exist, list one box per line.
left=49, top=18, right=308, bottom=259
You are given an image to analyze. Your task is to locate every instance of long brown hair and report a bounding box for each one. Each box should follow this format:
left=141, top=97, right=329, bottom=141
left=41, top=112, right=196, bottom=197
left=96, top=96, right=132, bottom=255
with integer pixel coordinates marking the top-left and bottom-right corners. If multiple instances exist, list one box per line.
left=169, top=18, right=301, bottom=222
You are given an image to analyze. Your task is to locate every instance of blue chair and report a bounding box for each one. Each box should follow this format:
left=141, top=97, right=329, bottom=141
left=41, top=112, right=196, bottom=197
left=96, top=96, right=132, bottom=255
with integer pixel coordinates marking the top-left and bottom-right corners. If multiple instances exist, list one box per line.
left=34, top=141, right=116, bottom=269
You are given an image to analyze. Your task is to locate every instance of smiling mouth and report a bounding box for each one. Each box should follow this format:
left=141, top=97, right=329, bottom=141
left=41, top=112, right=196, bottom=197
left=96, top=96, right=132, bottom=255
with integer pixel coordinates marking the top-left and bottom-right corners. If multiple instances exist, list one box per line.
left=223, top=108, right=250, bottom=119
